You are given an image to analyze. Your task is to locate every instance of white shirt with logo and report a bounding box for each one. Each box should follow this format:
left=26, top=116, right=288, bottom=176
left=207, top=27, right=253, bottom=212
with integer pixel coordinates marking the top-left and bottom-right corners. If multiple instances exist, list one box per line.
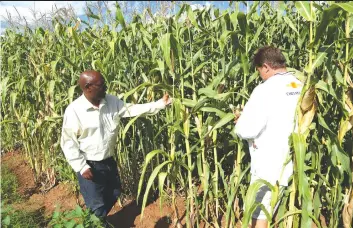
left=235, top=72, right=302, bottom=186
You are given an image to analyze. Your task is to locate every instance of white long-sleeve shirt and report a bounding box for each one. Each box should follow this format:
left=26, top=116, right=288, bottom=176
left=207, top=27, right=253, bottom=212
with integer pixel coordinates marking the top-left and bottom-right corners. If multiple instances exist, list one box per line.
left=60, top=94, right=166, bottom=174
left=235, top=72, right=302, bottom=186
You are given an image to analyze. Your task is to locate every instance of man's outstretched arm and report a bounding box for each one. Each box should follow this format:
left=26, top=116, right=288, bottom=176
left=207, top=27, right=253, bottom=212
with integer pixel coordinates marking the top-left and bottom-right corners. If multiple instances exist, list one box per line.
left=117, top=93, right=172, bottom=118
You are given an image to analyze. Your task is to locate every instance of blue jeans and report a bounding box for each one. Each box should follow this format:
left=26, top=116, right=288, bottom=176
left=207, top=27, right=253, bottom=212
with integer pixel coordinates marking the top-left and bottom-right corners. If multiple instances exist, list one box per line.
left=77, top=157, right=121, bottom=218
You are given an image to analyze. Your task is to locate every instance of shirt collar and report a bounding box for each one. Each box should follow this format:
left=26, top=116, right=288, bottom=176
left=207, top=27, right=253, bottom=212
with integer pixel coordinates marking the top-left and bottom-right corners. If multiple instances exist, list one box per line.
left=263, top=72, right=290, bottom=82
left=79, top=94, right=107, bottom=111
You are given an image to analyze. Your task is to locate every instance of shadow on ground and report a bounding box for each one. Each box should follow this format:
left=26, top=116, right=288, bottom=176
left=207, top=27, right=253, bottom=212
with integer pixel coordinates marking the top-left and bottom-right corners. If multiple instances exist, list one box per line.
left=107, top=201, right=141, bottom=227
left=106, top=200, right=175, bottom=228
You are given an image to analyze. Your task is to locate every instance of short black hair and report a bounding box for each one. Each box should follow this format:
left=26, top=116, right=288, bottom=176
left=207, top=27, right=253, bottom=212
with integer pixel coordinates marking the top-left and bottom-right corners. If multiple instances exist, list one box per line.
left=253, top=46, right=286, bottom=69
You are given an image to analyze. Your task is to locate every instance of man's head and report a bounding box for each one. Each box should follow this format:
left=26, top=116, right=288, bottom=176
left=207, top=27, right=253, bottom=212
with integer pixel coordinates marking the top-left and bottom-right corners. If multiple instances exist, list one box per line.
left=79, top=70, right=107, bottom=104
left=253, top=46, right=287, bottom=80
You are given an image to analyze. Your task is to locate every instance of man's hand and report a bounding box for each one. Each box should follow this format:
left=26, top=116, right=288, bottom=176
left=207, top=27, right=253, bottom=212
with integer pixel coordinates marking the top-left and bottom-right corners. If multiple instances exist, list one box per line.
left=162, top=93, right=172, bottom=106
left=233, top=105, right=243, bottom=124
left=234, top=110, right=241, bottom=123
left=82, top=168, right=94, bottom=180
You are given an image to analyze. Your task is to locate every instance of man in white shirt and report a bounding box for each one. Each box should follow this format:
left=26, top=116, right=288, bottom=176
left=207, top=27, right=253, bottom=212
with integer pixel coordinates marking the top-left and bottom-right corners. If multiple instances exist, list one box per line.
left=235, top=46, right=302, bottom=228
left=60, top=70, right=171, bottom=219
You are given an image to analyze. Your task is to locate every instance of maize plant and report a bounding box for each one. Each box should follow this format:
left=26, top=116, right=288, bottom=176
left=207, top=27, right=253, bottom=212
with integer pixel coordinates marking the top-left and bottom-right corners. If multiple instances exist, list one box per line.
left=1, top=1, right=352, bottom=227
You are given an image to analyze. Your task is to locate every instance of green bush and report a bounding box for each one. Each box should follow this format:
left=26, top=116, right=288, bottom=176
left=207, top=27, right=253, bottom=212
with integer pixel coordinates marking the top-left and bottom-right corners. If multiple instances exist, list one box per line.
left=1, top=165, right=21, bottom=204
left=48, top=205, right=105, bottom=228
left=1, top=203, right=46, bottom=228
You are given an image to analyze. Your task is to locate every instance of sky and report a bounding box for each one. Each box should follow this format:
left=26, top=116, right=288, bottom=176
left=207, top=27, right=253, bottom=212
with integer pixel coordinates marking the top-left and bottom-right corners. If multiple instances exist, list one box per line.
left=0, top=1, right=244, bottom=35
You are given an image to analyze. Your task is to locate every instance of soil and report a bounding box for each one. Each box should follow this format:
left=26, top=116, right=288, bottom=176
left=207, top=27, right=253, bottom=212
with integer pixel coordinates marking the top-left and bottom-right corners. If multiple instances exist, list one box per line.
left=0, top=151, right=201, bottom=228
left=2, top=151, right=329, bottom=228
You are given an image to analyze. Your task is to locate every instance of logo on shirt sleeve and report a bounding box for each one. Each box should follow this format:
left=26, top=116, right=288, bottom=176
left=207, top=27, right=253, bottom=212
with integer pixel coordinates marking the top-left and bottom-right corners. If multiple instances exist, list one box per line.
left=287, top=82, right=302, bottom=88
left=286, top=82, right=302, bottom=96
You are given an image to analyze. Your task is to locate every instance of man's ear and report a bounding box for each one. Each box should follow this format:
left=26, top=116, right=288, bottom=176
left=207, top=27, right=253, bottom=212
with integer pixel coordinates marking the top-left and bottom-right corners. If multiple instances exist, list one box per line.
left=263, top=63, right=270, bottom=72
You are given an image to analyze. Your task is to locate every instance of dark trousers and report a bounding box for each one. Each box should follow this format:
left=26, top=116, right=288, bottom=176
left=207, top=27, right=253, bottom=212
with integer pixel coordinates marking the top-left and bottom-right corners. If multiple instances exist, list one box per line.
left=77, top=157, right=121, bottom=218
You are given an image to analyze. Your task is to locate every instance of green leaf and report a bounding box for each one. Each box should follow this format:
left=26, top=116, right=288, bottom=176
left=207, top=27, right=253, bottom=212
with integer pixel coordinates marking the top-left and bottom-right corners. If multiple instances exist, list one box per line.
left=64, top=220, right=76, bottom=228
left=116, top=3, right=126, bottom=29
left=75, top=205, right=83, bottom=214
left=331, top=141, right=351, bottom=176
left=63, top=57, right=77, bottom=70
left=292, top=133, right=306, bottom=198
left=137, top=150, right=169, bottom=201
left=242, top=180, right=270, bottom=228
left=10, top=92, right=17, bottom=110
left=200, top=107, right=226, bottom=118
left=292, top=133, right=313, bottom=228
left=3, top=215, right=10, bottom=225
left=194, top=61, right=209, bottom=75
left=317, top=114, right=335, bottom=136
left=170, top=34, right=182, bottom=60
left=191, top=97, right=210, bottom=113
left=284, top=17, right=299, bottom=35
left=334, top=2, right=353, bottom=13
left=52, top=211, right=60, bottom=219
left=160, top=33, right=172, bottom=69
left=237, top=12, right=248, bottom=36
left=219, top=30, right=235, bottom=52
left=241, top=53, right=249, bottom=76
left=249, top=22, right=265, bottom=51
left=141, top=161, right=171, bottom=218
left=198, top=87, right=217, bottom=97
left=66, top=85, right=76, bottom=104
left=187, top=5, right=199, bottom=29
left=122, top=115, right=141, bottom=139
left=182, top=98, right=197, bottom=108
left=68, top=27, right=83, bottom=49
left=176, top=4, right=187, bottom=22
left=158, top=172, right=168, bottom=210
left=87, top=7, right=100, bottom=20
left=211, top=113, right=234, bottom=132
left=295, top=1, right=316, bottom=22
left=315, top=5, right=340, bottom=43
left=305, top=52, right=327, bottom=73
left=123, top=82, right=152, bottom=101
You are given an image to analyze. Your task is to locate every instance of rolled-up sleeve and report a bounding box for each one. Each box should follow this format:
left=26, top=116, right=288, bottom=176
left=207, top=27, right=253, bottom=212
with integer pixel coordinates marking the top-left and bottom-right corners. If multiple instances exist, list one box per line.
left=117, top=98, right=166, bottom=118
left=235, top=86, right=268, bottom=139
left=60, top=106, right=90, bottom=174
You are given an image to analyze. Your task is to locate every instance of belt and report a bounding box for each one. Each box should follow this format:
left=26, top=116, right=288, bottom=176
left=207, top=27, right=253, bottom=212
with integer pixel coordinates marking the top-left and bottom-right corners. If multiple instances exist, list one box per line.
left=87, top=156, right=115, bottom=165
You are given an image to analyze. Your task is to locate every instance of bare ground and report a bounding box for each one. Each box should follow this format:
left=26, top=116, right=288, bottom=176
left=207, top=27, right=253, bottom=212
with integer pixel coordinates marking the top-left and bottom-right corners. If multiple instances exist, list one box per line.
left=1, top=151, right=195, bottom=228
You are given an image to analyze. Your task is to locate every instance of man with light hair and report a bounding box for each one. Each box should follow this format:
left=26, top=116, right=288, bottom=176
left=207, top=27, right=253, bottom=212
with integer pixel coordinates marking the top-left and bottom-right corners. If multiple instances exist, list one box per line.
left=235, top=46, right=302, bottom=228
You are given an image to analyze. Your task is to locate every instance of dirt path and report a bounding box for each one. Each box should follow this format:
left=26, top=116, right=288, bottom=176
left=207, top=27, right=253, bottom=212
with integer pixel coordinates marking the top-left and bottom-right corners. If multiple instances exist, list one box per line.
left=1, top=151, right=188, bottom=228
left=2, top=151, right=80, bottom=217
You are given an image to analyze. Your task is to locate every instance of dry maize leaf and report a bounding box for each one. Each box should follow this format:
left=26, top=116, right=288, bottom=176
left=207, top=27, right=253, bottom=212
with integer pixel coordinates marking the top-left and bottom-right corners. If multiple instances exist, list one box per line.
left=343, top=190, right=353, bottom=228
left=338, top=119, right=353, bottom=143
left=73, top=19, right=81, bottom=31
left=345, top=88, right=353, bottom=113
left=301, top=86, right=316, bottom=112
left=194, top=115, right=202, bottom=135
left=300, top=100, right=317, bottom=134
left=345, top=103, right=353, bottom=115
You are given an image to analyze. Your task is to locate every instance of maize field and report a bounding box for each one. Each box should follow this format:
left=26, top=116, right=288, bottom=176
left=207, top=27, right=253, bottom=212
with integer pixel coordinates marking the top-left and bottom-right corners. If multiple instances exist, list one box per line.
left=1, top=1, right=353, bottom=227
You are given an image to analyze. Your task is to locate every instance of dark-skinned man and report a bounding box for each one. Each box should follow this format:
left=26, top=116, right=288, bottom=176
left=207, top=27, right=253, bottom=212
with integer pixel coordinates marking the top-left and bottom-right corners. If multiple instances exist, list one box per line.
left=60, top=70, right=171, bottom=221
